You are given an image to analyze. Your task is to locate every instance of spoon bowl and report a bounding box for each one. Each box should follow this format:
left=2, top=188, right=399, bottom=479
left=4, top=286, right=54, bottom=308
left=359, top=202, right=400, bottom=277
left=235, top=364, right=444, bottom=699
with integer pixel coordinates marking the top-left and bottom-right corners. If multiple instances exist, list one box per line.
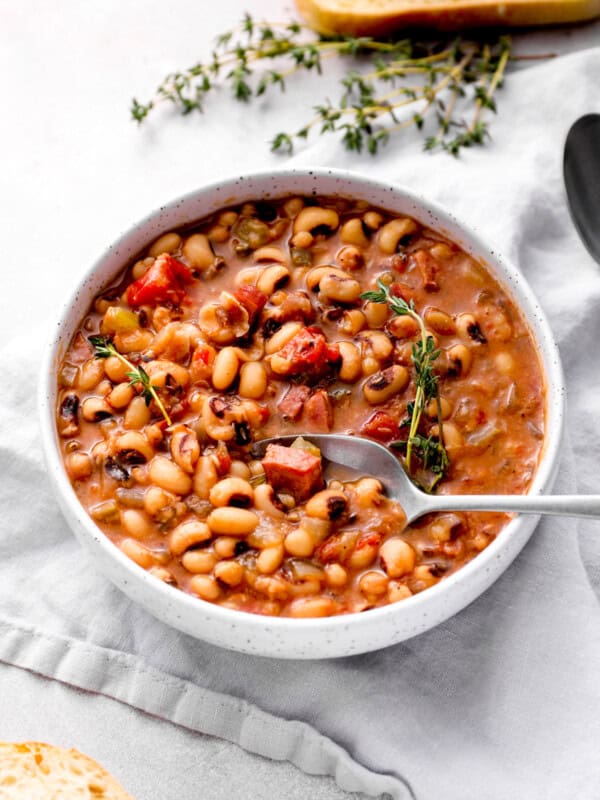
left=564, top=112, right=600, bottom=264
left=254, top=434, right=600, bottom=524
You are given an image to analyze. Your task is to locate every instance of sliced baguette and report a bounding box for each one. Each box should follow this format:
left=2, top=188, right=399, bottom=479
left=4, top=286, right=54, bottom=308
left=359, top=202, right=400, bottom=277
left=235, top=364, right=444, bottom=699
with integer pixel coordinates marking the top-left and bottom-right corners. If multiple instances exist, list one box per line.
left=295, top=0, right=600, bottom=35
left=0, top=742, right=134, bottom=799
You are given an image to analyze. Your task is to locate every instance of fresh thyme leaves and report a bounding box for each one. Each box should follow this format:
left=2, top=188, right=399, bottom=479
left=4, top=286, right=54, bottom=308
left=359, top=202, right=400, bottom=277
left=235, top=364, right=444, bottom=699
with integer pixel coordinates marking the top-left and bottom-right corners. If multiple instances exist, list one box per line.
left=89, top=335, right=172, bottom=426
left=361, top=280, right=449, bottom=491
left=131, top=14, right=515, bottom=156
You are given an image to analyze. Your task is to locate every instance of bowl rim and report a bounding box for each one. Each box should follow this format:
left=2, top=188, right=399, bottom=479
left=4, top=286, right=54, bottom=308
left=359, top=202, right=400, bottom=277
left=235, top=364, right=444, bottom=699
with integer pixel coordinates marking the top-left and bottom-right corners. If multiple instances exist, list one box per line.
left=39, top=166, right=565, bottom=639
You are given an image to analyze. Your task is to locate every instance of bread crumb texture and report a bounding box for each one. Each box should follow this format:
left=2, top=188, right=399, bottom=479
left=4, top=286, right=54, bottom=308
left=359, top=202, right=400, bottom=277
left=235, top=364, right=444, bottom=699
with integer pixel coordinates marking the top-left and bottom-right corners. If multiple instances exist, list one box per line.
left=295, top=0, right=600, bottom=34
left=0, top=742, right=134, bottom=800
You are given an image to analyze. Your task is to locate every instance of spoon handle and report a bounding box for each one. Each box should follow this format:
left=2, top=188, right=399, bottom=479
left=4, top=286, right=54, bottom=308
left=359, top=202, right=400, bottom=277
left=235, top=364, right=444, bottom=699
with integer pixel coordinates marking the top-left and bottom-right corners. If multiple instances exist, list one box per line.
left=423, top=494, right=600, bottom=520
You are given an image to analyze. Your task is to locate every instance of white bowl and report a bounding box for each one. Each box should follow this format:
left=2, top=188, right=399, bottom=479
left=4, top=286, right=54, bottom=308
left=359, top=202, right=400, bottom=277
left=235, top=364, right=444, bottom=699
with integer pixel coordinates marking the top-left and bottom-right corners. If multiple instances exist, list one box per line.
left=39, top=169, right=565, bottom=659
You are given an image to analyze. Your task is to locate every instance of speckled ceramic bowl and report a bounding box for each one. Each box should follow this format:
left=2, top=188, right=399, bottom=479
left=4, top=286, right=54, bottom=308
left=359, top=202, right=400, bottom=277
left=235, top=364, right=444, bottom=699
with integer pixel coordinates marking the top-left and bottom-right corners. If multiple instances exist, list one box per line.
left=39, top=169, right=565, bottom=659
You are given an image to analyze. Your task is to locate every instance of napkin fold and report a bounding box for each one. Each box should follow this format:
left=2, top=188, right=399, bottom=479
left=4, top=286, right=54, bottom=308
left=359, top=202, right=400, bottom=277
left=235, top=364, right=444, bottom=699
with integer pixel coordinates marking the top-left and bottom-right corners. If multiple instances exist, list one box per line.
left=2, top=38, right=600, bottom=800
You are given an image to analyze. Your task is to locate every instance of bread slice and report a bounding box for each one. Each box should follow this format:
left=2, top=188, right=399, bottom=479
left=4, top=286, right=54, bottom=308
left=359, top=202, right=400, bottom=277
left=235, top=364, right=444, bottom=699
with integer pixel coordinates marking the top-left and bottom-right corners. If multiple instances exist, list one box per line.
left=0, top=742, right=134, bottom=799
left=295, top=0, right=600, bottom=35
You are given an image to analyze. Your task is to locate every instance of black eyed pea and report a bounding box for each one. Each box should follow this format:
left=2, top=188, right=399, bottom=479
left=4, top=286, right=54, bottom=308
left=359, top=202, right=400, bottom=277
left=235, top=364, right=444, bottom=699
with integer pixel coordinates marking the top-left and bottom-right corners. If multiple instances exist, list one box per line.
left=359, top=571, right=389, bottom=598
left=305, top=490, right=348, bottom=522
left=378, top=218, right=419, bottom=254
left=363, top=301, right=388, bottom=329
left=121, top=538, right=155, bottom=569
left=446, top=344, right=472, bottom=377
left=81, top=397, right=113, bottom=422
left=107, top=382, right=134, bottom=410
left=430, top=422, right=463, bottom=453
left=149, top=566, right=176, bottom=584
left=214, top=560, right=245, bottom=586
left=144, top=359, right=190, bottom=390
left=387, top=315, right=420, bottom=339
left=190, top=574, right=221, bottom=601
left=104, top=355, right=129, bottom=383
left=182, top=233, right=214, bottom=271
left=379, top=538, right=416, bottom=578
left=425, top=396, right=453, bottom=420
left=213, top=536, right=238, bottom=559
left=256, top=264, right=290, bottom=295
left=209, top=477, right=254, bottom=509
left=319, top=272, right=362, bottom=304
left=388, top=581, right=412, bottom=603
left=288, top=596, right=337, bottom=618
left=337, top=244, right=365, bottom=271
left=120, top=509, right=152, bottom=539
left=212, top=347, right=240, bottom=391
left=353, top=477, right=384, bottom=509
left=305, top=265, right=347, bottom=293
left=77, top=359, right=105, bottom=391
left=283, top=197, right=304, bottom=218
left=424, top=307, right=456, bottom=336
left=337, top=341, right=362, bottom=383
left=340, top=218, right=369, bottom=248
left=254, top=575, right=290, bottom=600
left=456, top=312, right=486, bottom=343
left=115, top=431, right=154, bottom=464
left=284, top=528, right=315, bottom=558
left=182, top=550, right=217, bottom=574
left=290, top=230, right=313, bottom=249
left=207, top=224, right=229, bottom=243
left=218, top=210, right=238, bottom=228
left=257, top=543, right=285, bottom=574
left=238, top=361, right=267, bottom=399
left=362, top=210, right=384, bottom=230
left=66, top=451, right=93, bottom=481
left=411, top=565, right=439, bottom=590
left=495, top=352, right=516, bottom=376
left=149, top=456, right=192, bottom=496
left=207, top=507, right=259, bottom=536
left=148, top=231, right=182, bottom=258
left=338, top=308, right=366, bottom=336
left=169, top=520, right=212, bottom=556
left=357, top=330, right=393, bottom=361
left=132, top=257, right=154, bottom=280
left=253, top=245, right=289, bottom=265
left=124, top=396, right=151, bottom=430
left=253, top=484, right=286, bottom=519
left=363, top=365, right=409, bottom=405
left=170, top=427, right=200, bottom=474
left=293, top=206, right=339, bottom=235
left=324, top=563, right=348, bottom=587
left=229, top=459, right=252, bottom=481
left=143, top=485, right=175, bottom=517
left=193, top=455, right=218, bottom=500
left=265, top=321, right=303, bottom=354
left=234, top=266, right=262, bottom=288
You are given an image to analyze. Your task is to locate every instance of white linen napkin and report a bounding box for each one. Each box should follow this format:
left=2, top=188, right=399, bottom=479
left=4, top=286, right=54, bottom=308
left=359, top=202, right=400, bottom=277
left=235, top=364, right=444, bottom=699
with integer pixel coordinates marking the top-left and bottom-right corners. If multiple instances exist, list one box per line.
left=2, top=5, right=600, bottom=797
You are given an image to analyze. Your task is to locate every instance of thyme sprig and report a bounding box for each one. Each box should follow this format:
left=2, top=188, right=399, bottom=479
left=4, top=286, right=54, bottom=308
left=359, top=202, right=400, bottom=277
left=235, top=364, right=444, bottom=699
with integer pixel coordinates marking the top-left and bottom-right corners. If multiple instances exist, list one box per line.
left=131, top=14, right=516, bottom=156
left=89, top=336, right=172, bottom=426
left=361, top=280, right=449, bottom=491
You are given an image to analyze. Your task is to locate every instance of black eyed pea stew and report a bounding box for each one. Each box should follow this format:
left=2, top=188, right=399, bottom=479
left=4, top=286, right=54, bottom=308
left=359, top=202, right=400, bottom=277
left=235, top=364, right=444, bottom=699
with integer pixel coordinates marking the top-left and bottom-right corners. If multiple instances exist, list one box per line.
left=56, top=195, right=545, bottom=618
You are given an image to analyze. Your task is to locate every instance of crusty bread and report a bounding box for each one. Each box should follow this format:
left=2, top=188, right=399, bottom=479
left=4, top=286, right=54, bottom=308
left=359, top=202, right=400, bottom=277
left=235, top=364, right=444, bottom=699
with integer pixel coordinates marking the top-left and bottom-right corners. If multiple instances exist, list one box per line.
left=0, top=742, right=134, bottom=799
left=295, top=0, right=600, bottom=35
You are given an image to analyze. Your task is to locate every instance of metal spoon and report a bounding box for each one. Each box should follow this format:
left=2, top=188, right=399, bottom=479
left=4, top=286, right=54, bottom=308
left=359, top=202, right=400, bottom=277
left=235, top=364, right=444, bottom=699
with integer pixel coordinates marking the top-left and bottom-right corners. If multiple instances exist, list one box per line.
left=254, top=434, right=600, bottom=525
left=564, top=113, right=600, bottom=264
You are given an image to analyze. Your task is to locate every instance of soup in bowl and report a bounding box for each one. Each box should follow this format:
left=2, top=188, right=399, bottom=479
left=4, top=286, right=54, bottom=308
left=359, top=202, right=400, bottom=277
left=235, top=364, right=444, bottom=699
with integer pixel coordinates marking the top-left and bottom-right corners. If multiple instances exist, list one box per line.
left=40, top=170, right=563, bottom=658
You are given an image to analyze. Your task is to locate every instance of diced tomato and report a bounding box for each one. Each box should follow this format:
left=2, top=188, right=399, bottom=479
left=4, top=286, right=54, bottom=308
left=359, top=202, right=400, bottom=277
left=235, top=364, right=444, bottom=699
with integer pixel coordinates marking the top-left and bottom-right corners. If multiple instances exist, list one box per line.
left=212, top=441, right=232, bottom=476
left=361, top=411, right=400, bottom=442
left=262, top=444, right=324, bottom=502
left=276, top=327, right=337, bottom=376
left=305, top=390, right=333, bottom=431
left=234, top=285, right=268, bottom=323
left=354, top=532, right=383, bottom=551
left=126, top=254, right=193, bottom=307
left=189, top=344, right=216, bottom=383
left=390, top=283, right=416, bottom=305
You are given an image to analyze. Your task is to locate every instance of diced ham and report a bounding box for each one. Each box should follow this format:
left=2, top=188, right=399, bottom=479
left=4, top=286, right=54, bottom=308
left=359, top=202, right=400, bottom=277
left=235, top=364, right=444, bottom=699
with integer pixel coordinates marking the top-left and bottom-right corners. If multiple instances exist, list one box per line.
left=234, top=285, right=268, bottom=324
left=273, top=327, right=340, bottom=377
left=278, top=385, right=311, bottom=421
left=262, top=444, right=324, bottom=502
left=305, top=390, right=333, bottom=431
left=414, top=250, right=440, bottom=292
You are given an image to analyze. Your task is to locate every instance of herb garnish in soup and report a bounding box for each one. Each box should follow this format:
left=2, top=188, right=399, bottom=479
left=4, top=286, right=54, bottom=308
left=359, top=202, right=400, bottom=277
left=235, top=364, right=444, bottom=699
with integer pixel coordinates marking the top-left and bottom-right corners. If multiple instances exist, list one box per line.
left=56, top=196, right=545, bottom=617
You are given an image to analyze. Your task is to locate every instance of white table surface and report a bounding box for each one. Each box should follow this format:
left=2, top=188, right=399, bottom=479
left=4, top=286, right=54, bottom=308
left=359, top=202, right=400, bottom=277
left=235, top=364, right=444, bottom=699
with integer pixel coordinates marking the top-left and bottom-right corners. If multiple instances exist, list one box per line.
left=2, top=1, right=599, bottom=797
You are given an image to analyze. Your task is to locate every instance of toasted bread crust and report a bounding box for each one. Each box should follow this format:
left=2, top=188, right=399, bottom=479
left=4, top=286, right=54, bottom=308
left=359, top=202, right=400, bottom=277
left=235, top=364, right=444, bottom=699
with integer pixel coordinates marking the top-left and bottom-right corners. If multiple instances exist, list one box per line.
left=295, top=0, right=600, bottom=35
left=0, top=742, right=134, bottom=799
